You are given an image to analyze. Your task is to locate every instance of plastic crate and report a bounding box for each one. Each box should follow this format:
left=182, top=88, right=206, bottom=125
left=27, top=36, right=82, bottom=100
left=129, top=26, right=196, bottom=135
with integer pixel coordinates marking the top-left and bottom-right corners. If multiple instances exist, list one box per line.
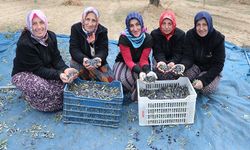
left=63, top=79, right=123, bottom=128
left=137, top=77, right=197, bottom=126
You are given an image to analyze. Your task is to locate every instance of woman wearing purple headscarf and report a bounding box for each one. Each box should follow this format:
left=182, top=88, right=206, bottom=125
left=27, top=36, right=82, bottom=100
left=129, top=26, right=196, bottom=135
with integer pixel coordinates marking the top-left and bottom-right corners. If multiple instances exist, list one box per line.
left=69, top=6, right=113, bottom=82
left=11, top=10, right=78, bottom=112
left=113, top=12, right=157, bottom=102
left=180, top=11, right=225, bottom=94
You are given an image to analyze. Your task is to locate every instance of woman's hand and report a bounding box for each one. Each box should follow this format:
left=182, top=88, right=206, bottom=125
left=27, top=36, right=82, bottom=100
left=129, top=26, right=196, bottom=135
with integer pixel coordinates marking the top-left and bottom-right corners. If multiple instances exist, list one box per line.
left=167, top=62, right=175, bottom=68
left=156, top=61, right=167, bottom=73
left=192, top=79, right=203, bottom=90
left=83, top=57, right=90, bottom=67
left=139, top=72, right=146, bottom=81
left=172, top=64, right=185, bottom=75
left=145, top=71, right=158, bottom=82
left=60, top=73, right=71, bottom=83
left=83, top=57, right=95, bottom=71
left=139, top=71, right=158, bottom=82
left=146, top=71, right=158, bottom=80
left=60, top=68, right=79, bottom=83
left=157, top=61, right=175, bottom=73
left=64, top=68, right=79, bottom=81
left=93, top=57, right=102, bottom=68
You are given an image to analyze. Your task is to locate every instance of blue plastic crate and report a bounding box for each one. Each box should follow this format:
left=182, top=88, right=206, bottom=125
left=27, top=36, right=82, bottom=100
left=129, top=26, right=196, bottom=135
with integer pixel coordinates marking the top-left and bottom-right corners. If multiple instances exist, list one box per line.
left=63, top=78, right=124, bottom=128
left=63, top=116, right=120, bottom=128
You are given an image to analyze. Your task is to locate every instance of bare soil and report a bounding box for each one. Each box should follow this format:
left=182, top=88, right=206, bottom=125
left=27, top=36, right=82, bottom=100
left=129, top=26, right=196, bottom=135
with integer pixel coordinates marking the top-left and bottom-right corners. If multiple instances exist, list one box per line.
left=0, top=0, right=249, bottom=46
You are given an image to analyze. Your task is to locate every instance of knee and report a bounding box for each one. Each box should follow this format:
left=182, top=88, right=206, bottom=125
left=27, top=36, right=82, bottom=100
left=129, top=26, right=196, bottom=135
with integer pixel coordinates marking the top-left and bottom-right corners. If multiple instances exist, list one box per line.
left=32, top=103, right=63, bottom=112
left=201, top=86, right=217, bottom=95
left=24, top=94, right=63, bottom=112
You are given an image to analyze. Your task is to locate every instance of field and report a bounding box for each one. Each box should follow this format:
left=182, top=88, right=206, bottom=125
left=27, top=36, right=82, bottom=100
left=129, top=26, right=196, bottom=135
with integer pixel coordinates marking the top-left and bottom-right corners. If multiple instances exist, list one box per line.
left=0, top=0, right=250, bottom=46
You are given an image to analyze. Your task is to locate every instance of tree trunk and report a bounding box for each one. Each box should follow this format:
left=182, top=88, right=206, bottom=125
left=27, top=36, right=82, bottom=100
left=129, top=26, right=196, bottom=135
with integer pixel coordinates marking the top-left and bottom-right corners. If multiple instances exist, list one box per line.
left=149, top=0, right=160, bottom=7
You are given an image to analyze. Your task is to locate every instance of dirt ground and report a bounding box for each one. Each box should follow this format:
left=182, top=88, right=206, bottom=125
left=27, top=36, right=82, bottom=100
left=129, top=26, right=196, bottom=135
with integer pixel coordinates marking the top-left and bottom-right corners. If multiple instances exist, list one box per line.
left=0, top=0, right=249, bottom=46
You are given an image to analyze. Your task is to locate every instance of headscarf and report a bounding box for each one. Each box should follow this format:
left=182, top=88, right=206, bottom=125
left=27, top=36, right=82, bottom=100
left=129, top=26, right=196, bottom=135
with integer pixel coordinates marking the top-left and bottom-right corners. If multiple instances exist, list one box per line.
left=159, top=10, right=176, bottom=41
left=81, top=7, right=99, bottom=37
left=26, top=9, right=48, bottom=46
left=194, top=11, right=214, bottom=37
left=122, top=12, right=146, bottom=48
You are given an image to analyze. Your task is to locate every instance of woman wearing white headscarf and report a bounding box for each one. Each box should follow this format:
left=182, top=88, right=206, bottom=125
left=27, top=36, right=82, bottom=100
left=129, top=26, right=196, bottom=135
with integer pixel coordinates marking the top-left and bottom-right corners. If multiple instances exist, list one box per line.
left=12, top=10, right=78, bottom=112
left=69, top=6, right=114, bottom=82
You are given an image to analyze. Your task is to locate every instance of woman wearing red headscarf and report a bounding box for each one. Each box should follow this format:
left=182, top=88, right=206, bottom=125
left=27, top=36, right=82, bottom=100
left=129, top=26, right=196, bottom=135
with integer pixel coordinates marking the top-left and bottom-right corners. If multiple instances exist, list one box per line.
left=151, top=10, right=185, bottom=80
left=12, top=10, right=78, bottom=112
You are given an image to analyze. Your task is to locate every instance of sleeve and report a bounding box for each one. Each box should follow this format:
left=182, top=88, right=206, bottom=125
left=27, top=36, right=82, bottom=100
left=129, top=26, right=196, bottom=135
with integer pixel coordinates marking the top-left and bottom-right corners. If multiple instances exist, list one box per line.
left=119, top=44, right=137, bottom=71
left=94, top=29, right=109, bottom=64
left=51, top=35, right=68, bottom=71
left=170, top=31, right=185, bottom=64
left=139, top=47, right=151, bottom=73
left=69, top=24, right=87, bottom=64
left=139, top=34, right=152, bottom=73
left=17, top=44, right=63, bottom=80
left=180, top=32, right=194, bottom=70
left=197, top=37, right=225, bottom=86
left=151, top=30, right=166, bottom=62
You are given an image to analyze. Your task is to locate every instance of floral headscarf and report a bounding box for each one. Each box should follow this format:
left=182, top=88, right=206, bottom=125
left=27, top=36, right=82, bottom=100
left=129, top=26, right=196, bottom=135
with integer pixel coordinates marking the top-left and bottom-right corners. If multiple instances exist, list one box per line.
left=81, top=6, right=99, bottom=35
left=26, top=9, right=48, bottom=46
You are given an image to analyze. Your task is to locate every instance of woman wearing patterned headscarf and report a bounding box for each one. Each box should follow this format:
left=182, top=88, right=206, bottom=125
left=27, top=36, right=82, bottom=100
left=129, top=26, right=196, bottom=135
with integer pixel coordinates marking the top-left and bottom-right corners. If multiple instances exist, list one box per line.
left=113, top=12, right=157, bottom=102
left=69, top=6, right=113, bottom=82
left=11, top=10, right=78, bottom=112
left=180, top=11, right=225, bottom=94
left=151, top=10, right=185, bottom=80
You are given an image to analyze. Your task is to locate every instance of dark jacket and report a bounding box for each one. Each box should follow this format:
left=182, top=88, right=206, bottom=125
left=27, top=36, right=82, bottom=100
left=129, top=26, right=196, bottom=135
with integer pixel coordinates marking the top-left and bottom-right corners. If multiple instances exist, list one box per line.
left=12, top=30, right=68, bottom=80
left=181, top=29, right=225, bottom=86
left=69, top=22, right=109, bottom=66
left=151, top=28, right=185, bottom=64
left=115, top=33, right=153, bottom=73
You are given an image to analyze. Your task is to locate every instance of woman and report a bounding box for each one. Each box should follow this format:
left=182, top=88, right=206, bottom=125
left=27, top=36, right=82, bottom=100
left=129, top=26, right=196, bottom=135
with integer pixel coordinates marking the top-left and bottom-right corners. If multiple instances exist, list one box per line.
left=69, top=6, right=113, bottom=82
left=151, top=10, right=185, bottom=80
left=113, top=12, right=157, bottom=101
left=181, top=11, right=225, bottom=94
left=11, top=10, right=78, bottom=112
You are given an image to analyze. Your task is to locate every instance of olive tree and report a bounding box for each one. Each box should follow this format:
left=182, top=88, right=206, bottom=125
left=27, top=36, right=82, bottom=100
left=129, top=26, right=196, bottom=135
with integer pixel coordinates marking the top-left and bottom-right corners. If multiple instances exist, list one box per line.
left=149, top=0, right=160, bottom=7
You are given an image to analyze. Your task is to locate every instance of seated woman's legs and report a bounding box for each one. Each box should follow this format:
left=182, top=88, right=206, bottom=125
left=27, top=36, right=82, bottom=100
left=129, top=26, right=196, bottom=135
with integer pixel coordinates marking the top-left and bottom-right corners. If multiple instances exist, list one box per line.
left=183, top=64, right=201, bottom=81
left=200, top=73, right=221, bottom=95
left=113, top=62, right=138, bottom=101
left=184, top=65, right=221, bottom=94
left=70, top=59, right=113, bottom=82
left=92, top=64, right=114, bottom=82
left=12, top=72, right=64, bottom=112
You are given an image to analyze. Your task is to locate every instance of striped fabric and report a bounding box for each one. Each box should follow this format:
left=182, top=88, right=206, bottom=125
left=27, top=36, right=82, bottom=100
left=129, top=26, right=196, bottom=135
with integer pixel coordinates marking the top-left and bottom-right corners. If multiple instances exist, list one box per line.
left=70, top=60, right=114, bottom=82
left=184, top=64, right=221, bottom=94
left=113, top=62, right=139, bottom=101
